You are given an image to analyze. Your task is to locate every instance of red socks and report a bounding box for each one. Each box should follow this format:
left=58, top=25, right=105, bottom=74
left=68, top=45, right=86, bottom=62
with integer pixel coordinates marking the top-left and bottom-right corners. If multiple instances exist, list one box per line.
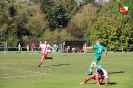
left=84, top=78, right=89, bottom=84
left=38, top=62, right=42, bottom=67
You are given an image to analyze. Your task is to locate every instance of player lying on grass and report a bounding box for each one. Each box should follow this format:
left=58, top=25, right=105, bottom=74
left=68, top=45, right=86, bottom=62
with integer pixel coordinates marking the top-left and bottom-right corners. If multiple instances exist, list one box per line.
left=84, top=40, right=107, bottom=75
left=38, top=41, right=54, bottom=67
left=80, top=68, right=109, bottom=86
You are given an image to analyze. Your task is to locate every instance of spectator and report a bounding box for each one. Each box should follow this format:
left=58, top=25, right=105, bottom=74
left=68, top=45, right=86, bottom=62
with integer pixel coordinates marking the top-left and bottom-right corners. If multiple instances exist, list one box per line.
left=72, top=47, right=75, bottom=53
left=67, top=46, right=70, bottom=53
left=27, top=44, right=29, bottom=53
left=18, top=43, right=22, bottom=53
left=30, top=43, right=35, bottom=53
left=76, top=47, right=79, bottom=53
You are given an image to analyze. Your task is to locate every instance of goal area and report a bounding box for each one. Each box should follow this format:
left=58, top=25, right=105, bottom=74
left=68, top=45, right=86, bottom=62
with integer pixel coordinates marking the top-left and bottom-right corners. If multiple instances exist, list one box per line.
left=0, top=42, right=8, bottom=53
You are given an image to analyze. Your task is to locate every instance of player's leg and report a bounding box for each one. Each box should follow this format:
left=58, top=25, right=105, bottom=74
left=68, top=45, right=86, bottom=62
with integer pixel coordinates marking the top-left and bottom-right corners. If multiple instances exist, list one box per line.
left=86, top=62, right=94, bottom=75
left=38, top=54, right=46, bottom=67
left=95, top=56, right=102, bottom=69
left=55, top=50, right=59, bottom=55
left=84, top=74, right=95, bottom=83
left=80, top=73, right=96, bottom=85
left=55, top=49, right=61, bottom=57
left=86, top=55, right=98, bottom=75
left=45, top=56, right=53, bottom=60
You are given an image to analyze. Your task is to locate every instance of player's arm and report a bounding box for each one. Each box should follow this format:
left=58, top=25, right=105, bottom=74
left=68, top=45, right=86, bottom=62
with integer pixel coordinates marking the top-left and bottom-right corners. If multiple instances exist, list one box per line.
left=104, top=78, right=109, bottom=86
left=96, top=74, right=101, bottom=86
left=50, top=46, right=54, bottom=50
left=83, top=46, right=93, bottom=50
left=104, top=47, right=107, bottom=57
left=48, top=44, right=54, bottom=50
left=104, top=50, right=107, bottom=57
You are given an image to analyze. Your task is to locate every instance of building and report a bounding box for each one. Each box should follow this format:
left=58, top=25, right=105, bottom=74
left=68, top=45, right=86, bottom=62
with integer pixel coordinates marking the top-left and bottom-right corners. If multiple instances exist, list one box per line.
left=60, top=40, right=86, bottom=53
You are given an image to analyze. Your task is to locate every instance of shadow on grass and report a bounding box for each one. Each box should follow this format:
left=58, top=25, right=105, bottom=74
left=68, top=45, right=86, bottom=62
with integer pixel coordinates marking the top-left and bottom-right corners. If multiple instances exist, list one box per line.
left=42, top=63, right=70, bottom=67
left=108, top=82, right=117, bottom=85
left=52, top=64, right=70, bottom=66
left=86, top=82, right=117, bottom=85
left=108, top=71, right=124, bottom=74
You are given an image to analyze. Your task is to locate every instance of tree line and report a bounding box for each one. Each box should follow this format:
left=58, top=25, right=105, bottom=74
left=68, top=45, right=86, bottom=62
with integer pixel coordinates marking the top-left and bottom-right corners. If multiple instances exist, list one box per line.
left=0, top=0, right=133, bottom=51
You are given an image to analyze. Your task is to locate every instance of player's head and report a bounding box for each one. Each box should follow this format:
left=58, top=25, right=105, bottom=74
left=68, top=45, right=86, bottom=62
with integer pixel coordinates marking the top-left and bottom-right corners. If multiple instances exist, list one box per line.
left=40, top=41, right=42, bottom=44
left=97, top=68, right=103, bottom=74
left=96, top=40, right=100, bottom=44
left=44, top=41, right=48, bottom=44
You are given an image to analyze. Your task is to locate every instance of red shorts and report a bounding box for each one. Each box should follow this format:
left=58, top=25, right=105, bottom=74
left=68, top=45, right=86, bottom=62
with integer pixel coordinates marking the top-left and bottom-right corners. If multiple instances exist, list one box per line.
left=93, top=73, right=104, bottom=80
left=42, top=53, right=47, bottom=58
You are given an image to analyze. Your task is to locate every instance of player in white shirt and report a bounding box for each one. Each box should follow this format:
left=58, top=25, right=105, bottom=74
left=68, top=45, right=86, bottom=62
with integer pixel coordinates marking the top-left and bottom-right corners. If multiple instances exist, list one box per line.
left=80, top=68, right=109, bottom=86
left=38, top=41, right=53, bottom=67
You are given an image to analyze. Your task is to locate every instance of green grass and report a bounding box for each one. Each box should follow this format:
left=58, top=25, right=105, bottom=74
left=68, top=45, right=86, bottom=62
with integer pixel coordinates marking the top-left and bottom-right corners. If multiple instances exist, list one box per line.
left=0, top=52, right=133, bottom=88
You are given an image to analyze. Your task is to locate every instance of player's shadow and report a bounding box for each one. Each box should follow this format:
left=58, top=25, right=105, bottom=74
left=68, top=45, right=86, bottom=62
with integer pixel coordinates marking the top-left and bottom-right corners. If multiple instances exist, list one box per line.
left=86, top=82, right=117, bottom=85
left=108, top=82, right=117, bottom=85
left=52, top=64, right=70, bottom=66
left=42, top=63, right=70, bottom=67
left=108, top=71, right=124, bottom=74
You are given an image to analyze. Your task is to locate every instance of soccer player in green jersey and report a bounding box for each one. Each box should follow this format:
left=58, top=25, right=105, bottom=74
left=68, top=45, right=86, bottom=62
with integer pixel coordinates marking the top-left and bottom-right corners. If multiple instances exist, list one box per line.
left=53, top=43, right=61, bottom=57
left=85, top=40, right=107, bottom=75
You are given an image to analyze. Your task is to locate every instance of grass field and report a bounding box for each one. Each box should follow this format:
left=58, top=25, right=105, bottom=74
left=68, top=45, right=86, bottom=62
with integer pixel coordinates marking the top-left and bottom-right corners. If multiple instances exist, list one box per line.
left=0, top=52, right=133, bottom=88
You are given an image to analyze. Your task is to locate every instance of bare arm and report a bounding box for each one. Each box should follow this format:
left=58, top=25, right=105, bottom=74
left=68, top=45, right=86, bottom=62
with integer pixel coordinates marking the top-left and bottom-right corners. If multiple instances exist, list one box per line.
left=104, top=51, right=107, bottom=57
left=96, top=75, right=101, bottom=86
left=104, top=78, right=109, bottom=86
left=83, top=46, right=93, bottom=50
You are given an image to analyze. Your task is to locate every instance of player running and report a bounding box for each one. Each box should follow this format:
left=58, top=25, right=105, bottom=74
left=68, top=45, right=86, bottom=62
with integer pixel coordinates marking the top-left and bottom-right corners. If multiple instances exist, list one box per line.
left=53, top=43, right=61, bottom=57
left=84, top=40, right=107, bottom=75
left=38, top=41, right=53, bottom=67
left=80, top=68, right=109, bottom=86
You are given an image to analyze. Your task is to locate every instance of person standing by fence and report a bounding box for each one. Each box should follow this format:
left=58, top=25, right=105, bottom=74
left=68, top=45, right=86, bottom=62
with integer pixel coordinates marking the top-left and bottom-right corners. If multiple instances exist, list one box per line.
left=18, top=43, right=22, bottom=53
left=30, top=43, right=35, bottom=53
left=27, top=44, right=29, bottom=53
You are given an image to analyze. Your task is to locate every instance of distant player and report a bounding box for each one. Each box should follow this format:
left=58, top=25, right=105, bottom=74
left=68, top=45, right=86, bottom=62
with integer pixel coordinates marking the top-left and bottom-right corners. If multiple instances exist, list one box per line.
left=39, top=41, right=43, bottom=52
left=84, top=40, right=107, bottom=75
left=80, top=68, right=109, bottom=86
left=18, top=43, right=22, bottom=53
left=30, top=43, right=35, bottom=53
left=26, top=44, right=29, bottom=53
left=38, top=41, right=53, bottom=67
left=53, top=43, right=61, bottom=57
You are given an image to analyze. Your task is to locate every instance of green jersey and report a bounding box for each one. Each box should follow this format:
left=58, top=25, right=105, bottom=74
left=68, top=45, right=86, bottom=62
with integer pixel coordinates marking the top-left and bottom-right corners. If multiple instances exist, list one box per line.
left=54, top=44, right=59, bottom=51
left=93, top=44, right=106, bottom=56
left=54, top=45, right=58, bottom=49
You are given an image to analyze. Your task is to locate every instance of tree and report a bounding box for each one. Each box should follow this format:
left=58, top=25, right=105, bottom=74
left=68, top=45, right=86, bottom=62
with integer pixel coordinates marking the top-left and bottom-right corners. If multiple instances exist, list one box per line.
left=39, top=0, right=80, bottom=30
left=67, top=3, right=98, bottom=39
left=26, top=4, right=48, bottom=37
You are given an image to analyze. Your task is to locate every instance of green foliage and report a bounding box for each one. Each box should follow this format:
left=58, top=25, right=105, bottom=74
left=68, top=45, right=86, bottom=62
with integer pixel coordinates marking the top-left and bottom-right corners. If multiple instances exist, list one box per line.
left=39, top=0, right=80, bottom=30
left=67, top=3, right=98, bottom=39
left=0, top=0, right=133, bottom=51
left=42, top=29, right=76, bottom=45
left=26, top=5, right=48, bottom=37
left=85, top=13, right=133, bottom=51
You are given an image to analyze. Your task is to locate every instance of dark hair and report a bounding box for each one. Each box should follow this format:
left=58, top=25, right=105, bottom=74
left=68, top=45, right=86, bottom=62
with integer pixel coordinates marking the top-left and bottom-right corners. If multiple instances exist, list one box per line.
left=97, top=68, right=103, bottom=73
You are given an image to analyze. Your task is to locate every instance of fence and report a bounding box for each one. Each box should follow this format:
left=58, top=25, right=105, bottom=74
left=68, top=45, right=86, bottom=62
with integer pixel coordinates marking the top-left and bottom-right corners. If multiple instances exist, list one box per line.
left=0, top=47, right=132, bottom=53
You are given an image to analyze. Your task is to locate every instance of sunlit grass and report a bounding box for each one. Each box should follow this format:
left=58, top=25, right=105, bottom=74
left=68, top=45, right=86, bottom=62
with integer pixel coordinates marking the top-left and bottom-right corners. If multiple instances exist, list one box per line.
left=0, top=52, right=133, bottom=88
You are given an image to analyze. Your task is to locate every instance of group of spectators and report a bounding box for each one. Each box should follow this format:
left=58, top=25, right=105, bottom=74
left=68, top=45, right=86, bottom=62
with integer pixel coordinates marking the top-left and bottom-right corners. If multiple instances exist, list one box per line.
left=18, top=43, right=35, bottom=53
left=18, top=43, right=85, bottom=53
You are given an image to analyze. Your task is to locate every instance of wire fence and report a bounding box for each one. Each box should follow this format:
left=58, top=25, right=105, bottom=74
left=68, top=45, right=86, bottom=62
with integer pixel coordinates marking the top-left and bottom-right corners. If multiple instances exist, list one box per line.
left=0, top=47, right=132, bottom=54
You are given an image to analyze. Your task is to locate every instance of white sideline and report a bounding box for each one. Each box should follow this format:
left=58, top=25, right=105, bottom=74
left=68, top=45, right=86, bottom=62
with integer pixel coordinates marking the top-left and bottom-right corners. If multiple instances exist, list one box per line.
left=0, top=66, right=51, bottom=78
